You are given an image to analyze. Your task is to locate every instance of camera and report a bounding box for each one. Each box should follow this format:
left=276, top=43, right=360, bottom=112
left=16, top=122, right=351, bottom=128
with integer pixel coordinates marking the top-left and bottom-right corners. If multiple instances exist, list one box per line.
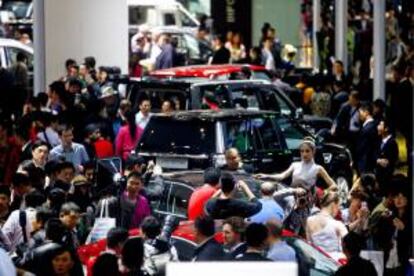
left=149, top=215, right=179, bottom=254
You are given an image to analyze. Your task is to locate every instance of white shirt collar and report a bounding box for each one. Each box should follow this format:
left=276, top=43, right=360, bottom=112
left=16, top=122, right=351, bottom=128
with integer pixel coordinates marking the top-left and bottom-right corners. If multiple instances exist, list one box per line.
left=363, top=117, right=374, bottom=128
left=382, top=134, right=392, bottom=144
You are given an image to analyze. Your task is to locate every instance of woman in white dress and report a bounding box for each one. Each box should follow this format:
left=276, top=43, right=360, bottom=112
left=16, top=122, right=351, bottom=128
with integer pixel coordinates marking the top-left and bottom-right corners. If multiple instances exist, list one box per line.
left=256, top=140, right=337, bottom=190
left=306, top=191, right=348, bottom=259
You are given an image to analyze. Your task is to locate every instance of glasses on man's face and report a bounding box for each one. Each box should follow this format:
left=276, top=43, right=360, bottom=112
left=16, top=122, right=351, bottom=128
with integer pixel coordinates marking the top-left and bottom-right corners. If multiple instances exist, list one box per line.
left=300, top=149, right=311, bottom=153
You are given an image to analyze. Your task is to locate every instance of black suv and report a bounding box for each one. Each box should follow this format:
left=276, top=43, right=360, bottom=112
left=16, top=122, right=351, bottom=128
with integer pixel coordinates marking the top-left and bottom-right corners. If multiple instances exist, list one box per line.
left=136, top=110, right=352, bottom=186
left=127, top=79, right=332, bottom=133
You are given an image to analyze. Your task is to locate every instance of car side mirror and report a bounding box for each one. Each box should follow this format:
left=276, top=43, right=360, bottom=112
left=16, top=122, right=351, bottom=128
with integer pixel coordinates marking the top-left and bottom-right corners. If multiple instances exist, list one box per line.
left=295, top=108, right=303, bottom=119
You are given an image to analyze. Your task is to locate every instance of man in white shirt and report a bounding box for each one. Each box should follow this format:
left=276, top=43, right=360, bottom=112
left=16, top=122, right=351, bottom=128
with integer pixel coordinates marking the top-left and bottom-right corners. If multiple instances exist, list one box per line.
left=262, top=38, right=275, bottom=71
left=2, top=190, right=45, bottom=253
left=135, top=99, right=152, bottom=130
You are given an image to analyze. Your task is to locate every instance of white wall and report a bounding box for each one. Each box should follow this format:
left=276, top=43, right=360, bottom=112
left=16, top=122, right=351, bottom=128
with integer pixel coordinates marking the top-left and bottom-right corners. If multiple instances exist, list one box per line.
left=43, top=0, right=128, bottom=87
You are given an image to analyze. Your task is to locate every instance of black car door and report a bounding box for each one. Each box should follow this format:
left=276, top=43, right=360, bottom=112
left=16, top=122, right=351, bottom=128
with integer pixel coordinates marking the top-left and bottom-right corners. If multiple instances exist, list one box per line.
left=166, top=182, right=194, bottom=220
left=145, top=178, right=171, bottom=219
left=248, top=116, right=293, bottom=173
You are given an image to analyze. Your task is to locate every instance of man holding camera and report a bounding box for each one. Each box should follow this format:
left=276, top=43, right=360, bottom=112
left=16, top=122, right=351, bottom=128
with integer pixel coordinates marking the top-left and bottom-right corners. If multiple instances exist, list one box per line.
left=205, top=173, right=262, bottom=219
left=141, top=216, right=178, bottom=276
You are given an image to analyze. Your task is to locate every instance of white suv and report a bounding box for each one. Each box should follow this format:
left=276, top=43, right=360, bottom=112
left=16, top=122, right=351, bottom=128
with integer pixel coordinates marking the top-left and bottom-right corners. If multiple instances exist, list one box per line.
left=0, top=38, right=33, bottom=69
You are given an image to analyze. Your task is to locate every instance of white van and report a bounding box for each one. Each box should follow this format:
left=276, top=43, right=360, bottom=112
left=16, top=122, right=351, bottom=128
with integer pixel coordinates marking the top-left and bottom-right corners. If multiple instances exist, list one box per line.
left=128, top=0, right=199, bottom=35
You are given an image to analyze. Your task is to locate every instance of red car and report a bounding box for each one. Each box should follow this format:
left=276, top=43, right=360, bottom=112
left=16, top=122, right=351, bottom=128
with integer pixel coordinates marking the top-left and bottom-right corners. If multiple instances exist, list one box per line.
left=78, top=220, right=340, bottom=276
left=149, top=64, right=272, bottom=81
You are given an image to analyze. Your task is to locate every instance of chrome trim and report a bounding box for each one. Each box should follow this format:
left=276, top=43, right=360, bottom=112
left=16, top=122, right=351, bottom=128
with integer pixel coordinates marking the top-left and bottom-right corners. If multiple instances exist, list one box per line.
left=138, top=152, right=209, bottom=159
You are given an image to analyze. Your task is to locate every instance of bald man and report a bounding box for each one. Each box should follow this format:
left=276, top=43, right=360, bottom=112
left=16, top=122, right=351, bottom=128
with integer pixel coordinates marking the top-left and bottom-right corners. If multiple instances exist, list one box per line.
left=221, top=148, right=254, bottom=174
left=249, top=182, right=284, bottom=223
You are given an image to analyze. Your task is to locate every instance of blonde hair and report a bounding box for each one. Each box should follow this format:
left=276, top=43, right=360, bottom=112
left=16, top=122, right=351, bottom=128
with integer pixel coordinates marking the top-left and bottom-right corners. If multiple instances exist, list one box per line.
left=320, top=191, right=339, bottom=207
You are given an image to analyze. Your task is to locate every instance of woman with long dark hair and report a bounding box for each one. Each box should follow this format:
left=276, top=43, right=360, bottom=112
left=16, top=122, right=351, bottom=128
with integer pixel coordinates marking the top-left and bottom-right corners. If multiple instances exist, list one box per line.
left=115, top=110, right=143, bottom=161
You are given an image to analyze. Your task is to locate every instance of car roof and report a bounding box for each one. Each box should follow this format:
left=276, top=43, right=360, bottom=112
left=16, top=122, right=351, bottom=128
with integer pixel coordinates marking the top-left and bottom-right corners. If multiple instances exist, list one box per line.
left=150, top=26, right=194, bottom=35
left=150, top=109, right=279, bottom=121
left=0, top=38, right=33, bottom=54
left=150, top=64, right=267, bottom=78
left=136, top=77, right=268, bottom=87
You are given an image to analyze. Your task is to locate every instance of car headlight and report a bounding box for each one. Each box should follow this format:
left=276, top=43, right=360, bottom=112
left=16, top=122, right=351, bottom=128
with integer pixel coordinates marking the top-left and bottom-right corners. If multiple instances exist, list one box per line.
left=323, top=153, right=333, bottom=164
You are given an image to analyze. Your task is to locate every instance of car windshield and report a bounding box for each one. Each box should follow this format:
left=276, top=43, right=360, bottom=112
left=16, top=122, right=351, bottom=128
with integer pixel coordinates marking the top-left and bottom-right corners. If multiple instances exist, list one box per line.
left=285, top=237, right=339, bottom=274
left=129, top=86, right=188, bottom=112
left=222, top=115, right=281, bottom=153
left=251, top=71, right=272, bottom=81
left=178, top=8, right=198, bottom=27
left=3, top=1, right=30, bottom=19
left=137, top=117, right=215, bottom=155
left=277, top=117, right=310, bottom=150
left=129, top=6, right=149, bottom=25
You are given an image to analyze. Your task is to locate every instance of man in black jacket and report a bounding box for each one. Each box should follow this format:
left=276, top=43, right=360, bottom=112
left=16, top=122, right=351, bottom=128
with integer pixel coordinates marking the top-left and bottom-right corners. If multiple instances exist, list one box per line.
left=205, top=173, right=262, bottom=219
left=356, top=102, right=379, bottom=174
left=211, top=34, right=230, bottom=64
left=193, top=216, right=225, bottom=261
left=376, top=119, right=399, bottom=191
left=331, top=90, right=361, bottom=152
left=235, top=223, right=271, bottom=261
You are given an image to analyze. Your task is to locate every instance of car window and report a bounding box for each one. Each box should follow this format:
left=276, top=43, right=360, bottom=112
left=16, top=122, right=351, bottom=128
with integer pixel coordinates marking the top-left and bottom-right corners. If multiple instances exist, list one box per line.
left=259, top=87, right=292, bottom=116
left=146, top=180, right=170, bottom=216
left=132, top=88, right=187, bottom=112
left=222, top=120, right=254, bottom=153
left=3, top=1, right=30, bottom=19
left=251, top=117, right=282, bottom=151
left=231, top=88, right=260, bottom=110
left=198, top=85, right=232, bottom=109
left=167, top=182, right=193, bottom=217
left=163, top=13, right=176, bottom=25
left=6, top=46, right=33, bottom=68
left=137, top=118, right=216, bottom=155
left=183, top=33, right=200, bottom=59
left=129, top=6, right=149, bottom=25
left=223, top=116, right=281, bottom=153
left=178, top=9, right=198, bottom=27
left=251, top=71, right=272, bottom=81
left=285, top=237, right=339, bottom=275
left=277, top=117, right=308, bottom=150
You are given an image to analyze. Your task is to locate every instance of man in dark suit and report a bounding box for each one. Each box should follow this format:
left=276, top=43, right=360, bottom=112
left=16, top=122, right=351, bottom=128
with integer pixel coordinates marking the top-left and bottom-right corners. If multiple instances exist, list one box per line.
left=193, top=216, right=225, bottom=261
left=376, top=119, right=399, bottom=191
left=331, top=90, right=361, bottom=155
left=356, top=102, right=379, bottom=174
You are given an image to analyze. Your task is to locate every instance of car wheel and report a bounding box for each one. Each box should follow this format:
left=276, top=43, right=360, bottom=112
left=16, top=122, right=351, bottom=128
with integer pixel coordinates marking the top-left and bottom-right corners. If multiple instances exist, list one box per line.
left=336, top=176, right=349, bottom=208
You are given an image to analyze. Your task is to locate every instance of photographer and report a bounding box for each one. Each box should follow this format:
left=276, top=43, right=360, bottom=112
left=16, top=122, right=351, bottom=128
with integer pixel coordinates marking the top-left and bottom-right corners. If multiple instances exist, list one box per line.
left=205, top=172, right=262, bottom=219
left=141, top=216, right=178, bottom=276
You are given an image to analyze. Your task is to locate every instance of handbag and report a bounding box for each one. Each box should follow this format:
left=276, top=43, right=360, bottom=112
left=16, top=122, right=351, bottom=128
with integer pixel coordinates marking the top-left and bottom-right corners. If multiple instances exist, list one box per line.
left=85, top=199, right=116, bottom=244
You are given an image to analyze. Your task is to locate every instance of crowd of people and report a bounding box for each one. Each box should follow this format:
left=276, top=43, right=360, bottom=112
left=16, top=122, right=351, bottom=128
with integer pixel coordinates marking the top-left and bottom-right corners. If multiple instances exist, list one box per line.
left=0, top=1, right=412, bottom=275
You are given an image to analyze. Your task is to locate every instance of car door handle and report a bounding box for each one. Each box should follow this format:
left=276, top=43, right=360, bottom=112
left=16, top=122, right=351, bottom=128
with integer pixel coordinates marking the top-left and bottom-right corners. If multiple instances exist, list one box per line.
left=262, top=158, right=273, bottom=163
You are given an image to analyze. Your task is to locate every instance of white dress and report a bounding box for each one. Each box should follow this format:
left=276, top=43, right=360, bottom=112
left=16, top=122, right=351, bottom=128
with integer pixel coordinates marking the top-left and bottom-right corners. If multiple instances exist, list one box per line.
left=291, top=160, right=321, bottom=188
left=309, top=217, right=343, bottom=254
